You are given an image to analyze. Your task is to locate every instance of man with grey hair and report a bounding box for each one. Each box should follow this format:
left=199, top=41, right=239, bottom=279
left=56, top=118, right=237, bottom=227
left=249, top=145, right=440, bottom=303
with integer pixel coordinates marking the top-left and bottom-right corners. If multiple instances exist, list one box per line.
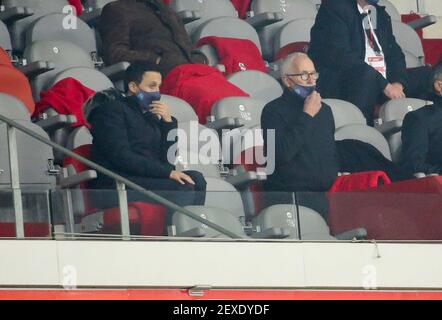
left=400, top=62, right=442, bottom=176
left=261, top=53, right=338, bottom=215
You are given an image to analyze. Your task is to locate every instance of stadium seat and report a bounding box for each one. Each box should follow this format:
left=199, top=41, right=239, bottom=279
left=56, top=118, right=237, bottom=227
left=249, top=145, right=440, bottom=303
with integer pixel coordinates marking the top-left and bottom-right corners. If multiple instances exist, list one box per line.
left=170, top=0, right=238, bottom=38
left=0, top=21, right=12, bottom=59
left=391, top=20, right=425, bottom=68
left=227, top=70, right=283, bottom=103
left=273, top=17, right=315, bottom=61
left=379, top=0, right=437, bottom=31
left=61, top=144, right=168, bottom=236
left=335, top=124, right=392, bottom=161
left=249, top=0, right=317, bottom=60
left=375, top=98, right=431, bottom=162
left=1, top=0, right=72, bottom=54
left=323, top=99, right=367, bottom=129
left=25, top=13, right=102, bottom=66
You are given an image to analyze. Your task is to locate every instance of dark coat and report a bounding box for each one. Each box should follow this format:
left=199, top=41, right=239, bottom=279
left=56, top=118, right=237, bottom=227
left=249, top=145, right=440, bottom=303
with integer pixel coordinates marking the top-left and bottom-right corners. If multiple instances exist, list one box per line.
left=98, top=0, right=205, bottom=76
left=308, top=0, right=408, bottom=97
left=400, top=94, right=442, bottom=175
left=88, top=94, right=178, bottom=188
left=261, top=89, right=339, bottom=192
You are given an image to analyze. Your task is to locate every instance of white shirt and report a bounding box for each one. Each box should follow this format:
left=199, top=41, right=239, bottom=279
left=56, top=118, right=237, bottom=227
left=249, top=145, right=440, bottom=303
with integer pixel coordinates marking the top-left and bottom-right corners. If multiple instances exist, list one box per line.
left=358, top=4, right=387, bottom=79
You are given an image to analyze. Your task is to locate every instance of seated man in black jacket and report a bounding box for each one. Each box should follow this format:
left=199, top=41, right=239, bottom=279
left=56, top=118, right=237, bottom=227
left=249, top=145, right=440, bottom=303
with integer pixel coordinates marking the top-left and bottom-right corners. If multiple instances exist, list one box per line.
left=88, top=61, right=207, bottom=223
left=261, top=53, right=339, bottom=216
left=309, top=0, right=433, bottom=125
left=400, top=62, right=442, bottom=176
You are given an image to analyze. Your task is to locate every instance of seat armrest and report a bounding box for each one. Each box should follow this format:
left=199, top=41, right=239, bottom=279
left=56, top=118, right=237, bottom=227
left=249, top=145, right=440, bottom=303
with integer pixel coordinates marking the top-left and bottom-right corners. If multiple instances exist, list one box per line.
left=335, top=228, right=367, bottom=240
left=58, top=170, right=97, bottom=188
left=246, top=12, right=283, bottom=29
left=225, top=170, right=266, bottom=189
left=375, top=119, right=403, bottom=136
left=251, top=227, right=290, bottom=239
left=407, top=15, right=437, bottom=30
left=205, top=117, right=244, bottom=131
left=101, top=62, right=130, bottom=81
left=0, top=7, right=33, bottom=24
left=18, top=61, right=55, bottom=78
left=35, top=114, right=77, bottom=131
left=176, top=227, right=206, bottom=238
left=177, top=10, right=201, bottom=24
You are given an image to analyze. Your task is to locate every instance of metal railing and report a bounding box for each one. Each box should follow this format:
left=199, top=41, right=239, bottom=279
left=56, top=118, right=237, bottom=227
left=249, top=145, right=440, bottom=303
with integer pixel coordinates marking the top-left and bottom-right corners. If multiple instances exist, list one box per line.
left=0, top=113, right=242, bottom=240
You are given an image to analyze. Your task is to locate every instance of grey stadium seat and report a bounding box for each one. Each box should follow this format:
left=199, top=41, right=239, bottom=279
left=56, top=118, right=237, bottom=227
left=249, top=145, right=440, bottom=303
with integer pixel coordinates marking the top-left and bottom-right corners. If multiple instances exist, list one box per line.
left=0, top=21, right=12, bottom=57
left=323, top=98, right=367, bottom=129
left=0, top=94, right=56, bottom=188
left=274, top=17, right=315, bottom=59
left=25, top=13, right=100, bottom=65
left=1, top=0, right=72, bottom=53
left=170, top=0, right=238, bottom=39
left=391, top=20, right=425, bottom=68
left=335, top=124, right=392, bottom=161
left=379, top=0, right=437, bottom=31
left=250, top=0, right=317, bottom=60
left=376, top=98, right=431, bottom=162
left=161, top=94, right=198, bottom=123
left=227, top=70, right=283, bottom=103
left=253, top=205, right=336, bottom=240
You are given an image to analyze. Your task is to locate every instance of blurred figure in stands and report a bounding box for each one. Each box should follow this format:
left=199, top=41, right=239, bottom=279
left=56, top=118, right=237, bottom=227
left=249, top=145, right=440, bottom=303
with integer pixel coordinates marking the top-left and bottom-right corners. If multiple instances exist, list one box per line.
left=88, top=61, right=206, bottom=224
left=400, top=62, right=442, bottom=176
left=309, top=0, right=433, bottom=125
left=261, top=53, right=338, bottom=216
left=99, top=0, right=206, bottom=77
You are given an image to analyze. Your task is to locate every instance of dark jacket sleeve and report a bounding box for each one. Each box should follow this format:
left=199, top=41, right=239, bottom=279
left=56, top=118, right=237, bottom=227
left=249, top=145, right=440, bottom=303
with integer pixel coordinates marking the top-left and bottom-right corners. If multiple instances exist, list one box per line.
left=261, top=106, right=315, bottom=166
left=310, top=1, right=389, bottom=90
left=98, top=3, right=160, bottom=65
left=382, top=11, right=408, bottom=89
left=159, top=117, right=178, bottom=165
left=90, top=102, right=174, bottom=178
left=400, top=112, right=438, bottom=175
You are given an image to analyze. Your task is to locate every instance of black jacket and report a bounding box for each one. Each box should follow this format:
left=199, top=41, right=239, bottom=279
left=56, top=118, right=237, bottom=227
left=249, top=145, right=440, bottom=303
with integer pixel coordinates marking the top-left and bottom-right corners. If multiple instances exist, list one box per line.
left=309, top=0, right=408, bottom=96
left=88, top=95, right=178, bottom=188
left=400, top=94, right=442, bottom=175
left=261, top=89, right=339, bottom=192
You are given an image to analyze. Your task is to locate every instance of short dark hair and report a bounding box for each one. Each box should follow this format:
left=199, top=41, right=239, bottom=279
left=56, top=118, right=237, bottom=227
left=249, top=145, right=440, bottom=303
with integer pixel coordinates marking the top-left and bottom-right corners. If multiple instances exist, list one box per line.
left=124, top=61, right=162, bottom=91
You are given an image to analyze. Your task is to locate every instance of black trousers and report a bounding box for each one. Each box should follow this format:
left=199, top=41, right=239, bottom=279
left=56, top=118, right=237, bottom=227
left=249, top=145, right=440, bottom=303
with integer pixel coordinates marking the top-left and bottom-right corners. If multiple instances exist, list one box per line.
left=318, top=65, right=433, bottom=126
left=91, top=170, right=207, bottom=227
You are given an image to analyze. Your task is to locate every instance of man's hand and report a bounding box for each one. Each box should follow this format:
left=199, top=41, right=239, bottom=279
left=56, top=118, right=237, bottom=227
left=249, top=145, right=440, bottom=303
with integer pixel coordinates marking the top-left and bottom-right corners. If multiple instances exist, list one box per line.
left=384, top=82, right=406, bottom=100
left=303, top=91, right=322, bottom=117
left=170, top=171, right=195, bottom=185
left=150, top=101, right=172, bottom=122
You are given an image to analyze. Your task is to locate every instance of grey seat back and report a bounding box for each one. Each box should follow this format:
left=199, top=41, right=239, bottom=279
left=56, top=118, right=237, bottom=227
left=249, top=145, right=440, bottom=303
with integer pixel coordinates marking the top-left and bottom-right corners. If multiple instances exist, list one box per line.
left=253, top=204, right=335, bottom=240
left=171, top=0, right=238, bottom=38
left=205, top=177, right=245, bottom=220
left=378, top=98, right=430, bottom=162
left=275, top=17, right=315, bottom=56
left=211, top=97, right=267, bottom=129
left=192, top=17, right=262, bottom=53
left=161, top=94, right=198, bottom=123
left=250, top=0, right=317, bottom=59
left=24, top=40, right=94, bottom=100
left=172, top=205, right=246, bottom=238
left=26, top=13, right=97, bottom=56
left=323, top=98, right=367, bottom=129
left=0, top=93, right=31, bottom=120
left=391, top=20, right=424, bottom=67
left=4, top=0, right=71, bottom=53
left=175, top=151, right=222, bottom=179
left=378, top=0, right=401, bottom=21
left=66, top=126, right=93, bottom=151
left=335, top=124, right=392, bottom=161
left=52, top=67, right=114, bottom=92
left=0, top=21, right=12, bottom=54
left=0, top=120, right=55, bottom=187
left=227, top=70, right=283, bottom=103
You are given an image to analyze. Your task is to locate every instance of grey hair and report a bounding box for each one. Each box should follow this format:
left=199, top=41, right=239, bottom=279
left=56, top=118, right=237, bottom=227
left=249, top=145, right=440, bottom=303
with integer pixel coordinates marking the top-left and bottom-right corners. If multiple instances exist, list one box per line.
left=280, top=52, right=310, bottom=78
left=433, top=62, right=442, bottom=82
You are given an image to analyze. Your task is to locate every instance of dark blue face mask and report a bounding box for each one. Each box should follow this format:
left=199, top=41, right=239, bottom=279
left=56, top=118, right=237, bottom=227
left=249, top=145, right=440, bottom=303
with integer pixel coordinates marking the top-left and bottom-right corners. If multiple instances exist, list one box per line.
left=366, top=0, right=379, bottom=5
left=292, top=84, right=316, bottom=99
left=136, top=89, right=161, bottom=113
